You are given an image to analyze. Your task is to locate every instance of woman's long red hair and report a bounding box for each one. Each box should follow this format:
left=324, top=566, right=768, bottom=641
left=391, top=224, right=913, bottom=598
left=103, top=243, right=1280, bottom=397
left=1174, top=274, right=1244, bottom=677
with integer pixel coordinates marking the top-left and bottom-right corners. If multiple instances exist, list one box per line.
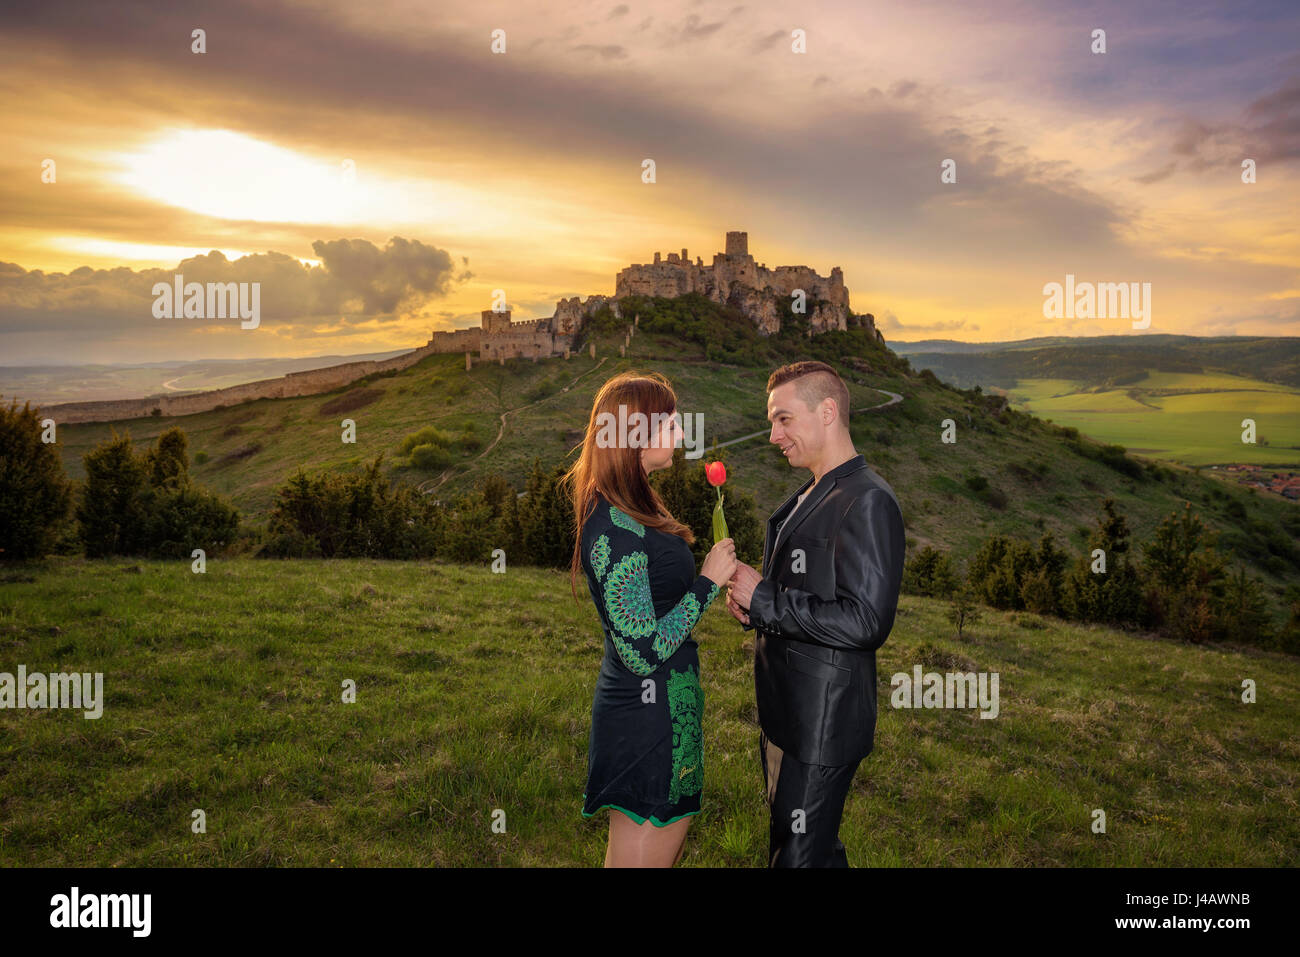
left=560, top=370, right=695, bottom=600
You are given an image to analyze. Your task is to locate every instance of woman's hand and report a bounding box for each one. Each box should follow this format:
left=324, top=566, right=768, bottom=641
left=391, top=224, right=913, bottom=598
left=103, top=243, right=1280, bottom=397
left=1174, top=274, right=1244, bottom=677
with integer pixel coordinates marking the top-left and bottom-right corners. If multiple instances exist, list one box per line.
left=701, top=537, right=737, bottom=588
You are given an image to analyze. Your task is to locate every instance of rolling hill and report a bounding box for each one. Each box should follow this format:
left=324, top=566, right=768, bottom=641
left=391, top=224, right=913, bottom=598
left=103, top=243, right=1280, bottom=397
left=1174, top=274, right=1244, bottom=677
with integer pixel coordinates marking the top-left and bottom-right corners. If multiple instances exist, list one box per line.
left=34, top=299, right=1300, bottom=620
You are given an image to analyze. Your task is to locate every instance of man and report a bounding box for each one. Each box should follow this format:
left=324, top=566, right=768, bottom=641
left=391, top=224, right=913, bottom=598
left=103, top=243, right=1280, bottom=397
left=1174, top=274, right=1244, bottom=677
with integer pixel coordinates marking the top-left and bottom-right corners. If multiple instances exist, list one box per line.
left=727, top=360, right=906, bottom=867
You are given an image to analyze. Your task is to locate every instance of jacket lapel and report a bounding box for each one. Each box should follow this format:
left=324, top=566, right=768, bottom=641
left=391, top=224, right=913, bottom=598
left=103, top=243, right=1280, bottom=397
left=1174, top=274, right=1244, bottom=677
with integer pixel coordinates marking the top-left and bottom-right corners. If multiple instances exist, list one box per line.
left=768, top=475, right=835, bottom=567
left=764, top=455, right=870, bottom=572
left=763, top=478, right=811, bottom=574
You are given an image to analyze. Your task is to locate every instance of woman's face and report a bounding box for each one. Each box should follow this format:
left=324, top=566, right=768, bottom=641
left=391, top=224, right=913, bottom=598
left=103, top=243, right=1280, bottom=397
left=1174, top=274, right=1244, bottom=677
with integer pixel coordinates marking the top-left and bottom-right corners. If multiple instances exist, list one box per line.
left=641, top=407, right=681, bottom=473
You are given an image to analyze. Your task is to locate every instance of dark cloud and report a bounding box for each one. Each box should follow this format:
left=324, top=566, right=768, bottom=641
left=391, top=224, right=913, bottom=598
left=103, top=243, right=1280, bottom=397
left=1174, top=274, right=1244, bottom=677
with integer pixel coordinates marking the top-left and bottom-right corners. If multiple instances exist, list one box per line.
left=1133, top=161, right=1177, bottom=184
left=1165, top=75, right=1300, bottom=171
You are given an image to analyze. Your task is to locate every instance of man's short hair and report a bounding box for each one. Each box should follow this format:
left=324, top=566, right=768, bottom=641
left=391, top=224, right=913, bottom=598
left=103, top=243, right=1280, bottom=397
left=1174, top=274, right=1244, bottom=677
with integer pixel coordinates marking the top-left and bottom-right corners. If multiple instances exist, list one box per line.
left=767, top=361, right=851, bottom=429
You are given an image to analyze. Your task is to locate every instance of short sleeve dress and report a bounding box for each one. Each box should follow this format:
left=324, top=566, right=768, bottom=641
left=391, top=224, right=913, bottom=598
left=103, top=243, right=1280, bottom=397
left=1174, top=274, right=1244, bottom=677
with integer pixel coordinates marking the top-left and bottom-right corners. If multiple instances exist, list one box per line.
left=579, top=493, right=721, bottom=827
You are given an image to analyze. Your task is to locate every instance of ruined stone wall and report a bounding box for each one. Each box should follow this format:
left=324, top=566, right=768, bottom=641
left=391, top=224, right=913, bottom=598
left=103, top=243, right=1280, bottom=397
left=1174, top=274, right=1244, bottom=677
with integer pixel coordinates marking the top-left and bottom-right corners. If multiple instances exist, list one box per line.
left=553, top=294, right=619, bottom=336
left=427, top=327, right=481, bottom=353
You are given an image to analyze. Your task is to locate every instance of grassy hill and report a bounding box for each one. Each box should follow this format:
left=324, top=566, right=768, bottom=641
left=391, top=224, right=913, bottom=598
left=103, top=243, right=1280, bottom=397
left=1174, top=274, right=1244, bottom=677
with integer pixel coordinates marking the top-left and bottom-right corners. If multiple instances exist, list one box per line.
left=41, top=298, right=1300, bottom=615
left=1, top=557, right=1295, bottom=866
left=897, top=335, right=1300, bottom=468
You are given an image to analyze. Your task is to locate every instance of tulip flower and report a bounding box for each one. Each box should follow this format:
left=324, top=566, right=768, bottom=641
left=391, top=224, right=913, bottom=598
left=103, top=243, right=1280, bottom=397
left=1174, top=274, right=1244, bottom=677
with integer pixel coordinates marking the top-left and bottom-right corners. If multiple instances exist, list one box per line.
left=705, top=461, right=728, bottom=543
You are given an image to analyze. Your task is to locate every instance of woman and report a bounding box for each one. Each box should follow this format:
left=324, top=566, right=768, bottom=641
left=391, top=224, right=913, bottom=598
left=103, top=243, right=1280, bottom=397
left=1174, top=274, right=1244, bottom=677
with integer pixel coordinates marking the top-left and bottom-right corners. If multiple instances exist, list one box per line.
left=561, top=370, right=736, bottom=867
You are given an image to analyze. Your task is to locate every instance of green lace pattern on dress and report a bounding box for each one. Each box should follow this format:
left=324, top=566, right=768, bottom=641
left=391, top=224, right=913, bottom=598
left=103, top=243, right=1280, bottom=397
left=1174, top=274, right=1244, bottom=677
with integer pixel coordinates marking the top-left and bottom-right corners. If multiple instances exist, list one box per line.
left=609, top=505, right=645, bottom=537
left=604, top=551, right=657, bottom=638
left=667, top=664, right=704, bottom=802
left=591, top=534, right=611, bottom=581
left=653, top=593, right=700, bottom=658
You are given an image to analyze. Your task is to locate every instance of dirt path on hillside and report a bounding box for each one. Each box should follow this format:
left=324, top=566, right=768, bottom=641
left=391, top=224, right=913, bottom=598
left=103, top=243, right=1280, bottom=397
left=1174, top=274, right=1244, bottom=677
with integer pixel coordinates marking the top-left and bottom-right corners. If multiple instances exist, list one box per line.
left=419, top=356, right=610, bottom=495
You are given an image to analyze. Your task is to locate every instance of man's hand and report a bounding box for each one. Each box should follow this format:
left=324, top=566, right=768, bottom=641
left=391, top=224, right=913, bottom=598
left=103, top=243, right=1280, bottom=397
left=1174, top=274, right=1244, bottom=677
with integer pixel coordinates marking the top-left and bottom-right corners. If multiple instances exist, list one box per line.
left=725, top=590, right=750, bottom=626
left=729, top=561, right=763, bottom=610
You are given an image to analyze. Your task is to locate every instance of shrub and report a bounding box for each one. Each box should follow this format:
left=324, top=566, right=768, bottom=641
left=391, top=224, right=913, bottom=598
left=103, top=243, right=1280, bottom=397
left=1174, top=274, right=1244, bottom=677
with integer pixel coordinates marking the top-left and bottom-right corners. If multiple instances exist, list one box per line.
left=265, top=454, right=436, bottom=559
left=77, top=430, right=150, bottom=557
left=77, top=427, right=241, bottom=558
left=410, top=443, right=453, bottom=471
left=140, top=485, right=240, bottom=558
left=0, top=399, right=74, bottom=560
left=902, top=545, right=957, bottom=598
left=399, top=426, right=455, bottom=455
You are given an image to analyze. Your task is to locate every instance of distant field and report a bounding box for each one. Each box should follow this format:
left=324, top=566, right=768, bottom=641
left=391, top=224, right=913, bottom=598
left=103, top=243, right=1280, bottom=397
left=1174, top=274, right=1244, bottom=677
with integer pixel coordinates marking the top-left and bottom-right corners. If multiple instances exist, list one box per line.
left=2, top=557, right=1296, bottom=866
left=1004, top=374, right=1300, bottom=466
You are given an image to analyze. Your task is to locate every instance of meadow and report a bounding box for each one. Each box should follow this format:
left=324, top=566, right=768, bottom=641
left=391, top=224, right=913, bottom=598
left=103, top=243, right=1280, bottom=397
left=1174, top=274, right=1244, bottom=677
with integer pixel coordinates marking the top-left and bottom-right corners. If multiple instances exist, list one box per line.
left=1005, top=372, right=1300, bottom=466
left=1, top=557, right=1296, bottom=867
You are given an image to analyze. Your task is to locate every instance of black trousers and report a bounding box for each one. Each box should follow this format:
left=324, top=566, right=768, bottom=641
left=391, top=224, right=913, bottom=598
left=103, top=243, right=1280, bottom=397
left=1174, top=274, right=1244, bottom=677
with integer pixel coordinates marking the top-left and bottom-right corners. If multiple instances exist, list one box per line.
left=759, top=730, right=859, bottom=867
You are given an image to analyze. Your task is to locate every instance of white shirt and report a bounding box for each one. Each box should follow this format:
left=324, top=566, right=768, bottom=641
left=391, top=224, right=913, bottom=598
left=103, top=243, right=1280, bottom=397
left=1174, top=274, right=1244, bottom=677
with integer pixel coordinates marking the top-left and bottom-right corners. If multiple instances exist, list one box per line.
left=778, top=487, right=812, bottom=534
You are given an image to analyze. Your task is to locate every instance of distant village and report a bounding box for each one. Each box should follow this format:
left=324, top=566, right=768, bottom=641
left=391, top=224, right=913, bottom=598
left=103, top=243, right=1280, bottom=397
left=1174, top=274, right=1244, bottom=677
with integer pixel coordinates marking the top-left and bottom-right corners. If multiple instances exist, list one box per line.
left=1213, top=464, right=1300, bottom=500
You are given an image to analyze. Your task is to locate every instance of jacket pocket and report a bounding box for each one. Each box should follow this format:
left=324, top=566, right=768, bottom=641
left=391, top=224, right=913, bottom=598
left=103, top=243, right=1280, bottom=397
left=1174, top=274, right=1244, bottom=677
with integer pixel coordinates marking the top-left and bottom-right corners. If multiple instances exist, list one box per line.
left=786, top=646, right=851, bottom=687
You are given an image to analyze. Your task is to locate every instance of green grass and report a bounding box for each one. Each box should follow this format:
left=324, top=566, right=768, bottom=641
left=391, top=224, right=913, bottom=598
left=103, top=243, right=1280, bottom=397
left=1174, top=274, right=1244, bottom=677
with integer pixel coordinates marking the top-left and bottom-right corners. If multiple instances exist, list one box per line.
left=1007, top=375, right=1300, bottom=466
left=2, top=557, right=1296, bottom=866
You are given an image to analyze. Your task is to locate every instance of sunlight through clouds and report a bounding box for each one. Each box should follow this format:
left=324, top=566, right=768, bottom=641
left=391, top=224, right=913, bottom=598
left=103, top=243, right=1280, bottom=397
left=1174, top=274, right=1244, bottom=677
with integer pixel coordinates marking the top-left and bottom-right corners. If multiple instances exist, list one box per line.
left=108, top=129, right=494, bottom=229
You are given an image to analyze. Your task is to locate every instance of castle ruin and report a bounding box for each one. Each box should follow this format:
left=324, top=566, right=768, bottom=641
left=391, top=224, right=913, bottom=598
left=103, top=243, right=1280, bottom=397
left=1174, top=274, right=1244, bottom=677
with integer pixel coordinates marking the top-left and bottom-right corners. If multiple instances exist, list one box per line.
left=40, top=231, right=880, bottom=423
left=428, top=230, right=880, bottom=360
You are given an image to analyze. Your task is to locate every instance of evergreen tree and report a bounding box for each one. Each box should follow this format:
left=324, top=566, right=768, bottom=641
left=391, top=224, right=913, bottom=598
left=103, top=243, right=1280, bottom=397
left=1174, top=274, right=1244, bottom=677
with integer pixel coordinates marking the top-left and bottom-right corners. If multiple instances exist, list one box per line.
left=1060, top=497, right=1143, bottom=627
left=1140, top=501, right=1227, bottom=643
left=902, top=545, right=958, bottom=598
left=142, top=426, right=190, bottom=491
left=77, top=429, right=149, bottom=557
left=0, top=399, right=74, bottom=560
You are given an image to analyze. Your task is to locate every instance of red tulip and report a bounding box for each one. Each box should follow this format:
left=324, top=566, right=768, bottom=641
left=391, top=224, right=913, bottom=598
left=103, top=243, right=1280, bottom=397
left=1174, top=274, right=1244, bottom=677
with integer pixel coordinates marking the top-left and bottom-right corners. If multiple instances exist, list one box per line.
left=705, top=461, right=727, bottom=486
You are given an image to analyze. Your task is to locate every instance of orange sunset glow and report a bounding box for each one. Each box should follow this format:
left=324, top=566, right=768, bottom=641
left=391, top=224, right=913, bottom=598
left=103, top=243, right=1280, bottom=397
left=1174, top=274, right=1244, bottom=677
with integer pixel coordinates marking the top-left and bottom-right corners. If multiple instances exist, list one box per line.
left=1, top=0, right=1297, bottom=366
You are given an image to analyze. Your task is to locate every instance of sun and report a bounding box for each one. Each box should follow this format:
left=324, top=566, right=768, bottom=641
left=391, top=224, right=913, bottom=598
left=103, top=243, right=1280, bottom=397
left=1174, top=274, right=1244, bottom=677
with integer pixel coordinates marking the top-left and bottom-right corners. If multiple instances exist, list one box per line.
left=111, top=129, right=374, bottom=224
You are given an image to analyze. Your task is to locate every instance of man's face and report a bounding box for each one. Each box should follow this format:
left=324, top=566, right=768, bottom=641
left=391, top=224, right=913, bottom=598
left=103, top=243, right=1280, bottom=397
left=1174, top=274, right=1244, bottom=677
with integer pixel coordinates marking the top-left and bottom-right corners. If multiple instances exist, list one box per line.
left=767, top=381, right=824, bottom=469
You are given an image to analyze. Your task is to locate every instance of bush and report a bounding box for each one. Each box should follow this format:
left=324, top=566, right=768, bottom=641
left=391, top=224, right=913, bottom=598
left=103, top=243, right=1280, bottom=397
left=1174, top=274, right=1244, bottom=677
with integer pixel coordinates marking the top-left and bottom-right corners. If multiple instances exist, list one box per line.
left=524, top=377, right=559, bottom=403
left=265, top=454, right=437, bottom=559
left=399, top=426, right=455, bottom=455
left=140, top=485, right=240, bottom=558
left=76, top=426, right=240, bottom=558
left=1059, top=498, right=1144, bottom=627
left=410, top=443, right=453, bottom=471
left=0, top=399, right=75, bottom=560
left=77, top=430, right=150, bottom=557
left=902, top=545, right=957, bottom=598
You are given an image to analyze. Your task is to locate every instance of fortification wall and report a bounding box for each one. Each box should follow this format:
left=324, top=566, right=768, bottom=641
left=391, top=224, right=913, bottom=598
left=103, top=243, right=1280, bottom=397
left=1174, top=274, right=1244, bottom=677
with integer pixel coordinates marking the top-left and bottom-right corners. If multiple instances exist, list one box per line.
left=427, top=327, right=481, bottom=353
left=41, top=339, right=446, bottom=424
left=482, top=329, right=553, bottom=359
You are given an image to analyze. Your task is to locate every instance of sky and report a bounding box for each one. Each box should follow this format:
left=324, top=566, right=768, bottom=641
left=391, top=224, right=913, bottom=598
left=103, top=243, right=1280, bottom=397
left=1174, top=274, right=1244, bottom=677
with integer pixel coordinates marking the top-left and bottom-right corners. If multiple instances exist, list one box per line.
left=1, top=0, right=1297, bottom=365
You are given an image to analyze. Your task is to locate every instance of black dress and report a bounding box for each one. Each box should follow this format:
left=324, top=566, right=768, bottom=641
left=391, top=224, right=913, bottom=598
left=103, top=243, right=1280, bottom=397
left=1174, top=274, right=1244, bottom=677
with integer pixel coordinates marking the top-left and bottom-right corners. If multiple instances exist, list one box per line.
left=579, top=493, right=721, bottom=826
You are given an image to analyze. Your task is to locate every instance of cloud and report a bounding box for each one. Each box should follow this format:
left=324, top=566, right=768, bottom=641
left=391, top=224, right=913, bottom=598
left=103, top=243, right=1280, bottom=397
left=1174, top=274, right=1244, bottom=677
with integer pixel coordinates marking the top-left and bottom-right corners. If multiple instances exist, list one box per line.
left=0, top=237, right=469, bottom=336
left=1167, top=74, right=1300, bottom=171
left=1133, top=161, right=1178, bottom=184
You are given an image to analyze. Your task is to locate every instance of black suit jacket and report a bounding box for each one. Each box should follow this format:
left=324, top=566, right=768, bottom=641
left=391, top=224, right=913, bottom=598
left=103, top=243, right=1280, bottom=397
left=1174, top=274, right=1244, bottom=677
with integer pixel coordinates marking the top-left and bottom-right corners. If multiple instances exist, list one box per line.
left=746, top=454, right=906, bottom=766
